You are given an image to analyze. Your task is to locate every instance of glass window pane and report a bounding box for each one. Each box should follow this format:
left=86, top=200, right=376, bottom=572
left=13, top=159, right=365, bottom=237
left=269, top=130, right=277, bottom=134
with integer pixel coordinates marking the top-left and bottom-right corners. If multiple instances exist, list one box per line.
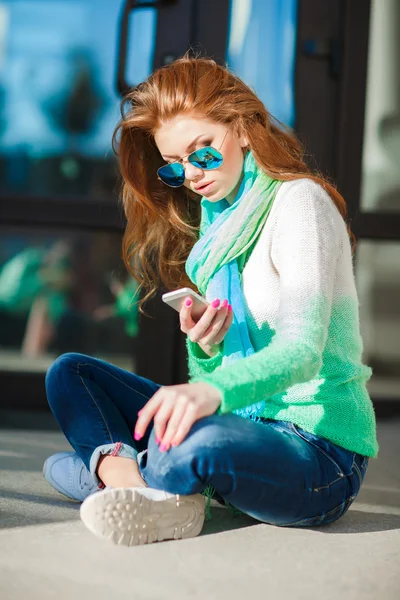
left=226, top=0, right=298, bottom=127
left=0, top=0, right=157, bottom=200
left=126, top=6, right=157, bottom=87
left=361, top=0, right=400, bottom=213
left=0, top=227, right=140, bottom=373
left=355, top=240, right=400, bottom=399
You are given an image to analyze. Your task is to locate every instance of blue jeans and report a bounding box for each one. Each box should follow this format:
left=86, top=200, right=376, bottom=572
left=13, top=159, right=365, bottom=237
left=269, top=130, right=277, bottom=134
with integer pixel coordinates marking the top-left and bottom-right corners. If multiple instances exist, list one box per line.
left=45, top=352, right=369, bottom=527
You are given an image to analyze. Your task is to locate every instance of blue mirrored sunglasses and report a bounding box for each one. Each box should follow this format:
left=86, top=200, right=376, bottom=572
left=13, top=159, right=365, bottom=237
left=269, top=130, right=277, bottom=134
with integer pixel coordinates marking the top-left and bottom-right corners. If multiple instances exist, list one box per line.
left=157, top=131, right=228, bottom=188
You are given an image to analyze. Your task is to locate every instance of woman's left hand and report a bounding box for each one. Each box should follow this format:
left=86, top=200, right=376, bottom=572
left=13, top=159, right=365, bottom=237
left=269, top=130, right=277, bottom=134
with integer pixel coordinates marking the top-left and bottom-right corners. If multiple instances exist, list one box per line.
left=133, top=382, right=222, bottom=451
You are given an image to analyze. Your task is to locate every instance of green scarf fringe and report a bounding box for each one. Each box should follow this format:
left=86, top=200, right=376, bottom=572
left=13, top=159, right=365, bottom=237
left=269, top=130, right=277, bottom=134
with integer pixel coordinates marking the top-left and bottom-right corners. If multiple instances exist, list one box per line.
left=201, top=485, right=244, bottom=521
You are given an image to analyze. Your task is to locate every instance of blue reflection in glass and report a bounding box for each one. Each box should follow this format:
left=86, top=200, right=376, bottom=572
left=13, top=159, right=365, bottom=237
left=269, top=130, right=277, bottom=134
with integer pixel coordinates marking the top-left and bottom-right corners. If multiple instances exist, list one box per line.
left=0, top=1, right=156, bottom=198
left=158, top=163, right=186, bottom=187
left=227, top=0, right=297, bottom=127
left=190, top=148, right=223, bottom=169
left=158, top=147, right=224, bottom=186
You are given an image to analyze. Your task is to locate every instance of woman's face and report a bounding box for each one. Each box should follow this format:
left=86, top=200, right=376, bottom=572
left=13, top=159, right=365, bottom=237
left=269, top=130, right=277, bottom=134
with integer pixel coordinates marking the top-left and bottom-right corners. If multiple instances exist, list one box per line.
left=154, top=113, right=248, bottom=205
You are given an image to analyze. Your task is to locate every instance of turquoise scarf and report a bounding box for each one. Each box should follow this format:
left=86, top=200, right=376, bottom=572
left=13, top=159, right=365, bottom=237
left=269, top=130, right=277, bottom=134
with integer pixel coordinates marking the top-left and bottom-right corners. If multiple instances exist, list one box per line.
left=185, top=150, right=282, bottom=421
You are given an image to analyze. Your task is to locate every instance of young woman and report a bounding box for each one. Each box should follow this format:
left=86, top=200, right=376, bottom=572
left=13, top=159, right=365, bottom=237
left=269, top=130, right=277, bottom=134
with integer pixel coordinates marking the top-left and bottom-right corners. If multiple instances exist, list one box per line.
left=43, top=55, right=378, bottom=547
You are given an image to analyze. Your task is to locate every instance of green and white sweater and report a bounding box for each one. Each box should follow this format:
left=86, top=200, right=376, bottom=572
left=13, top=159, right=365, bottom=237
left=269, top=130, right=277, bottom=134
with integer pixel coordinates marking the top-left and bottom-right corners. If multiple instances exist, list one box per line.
left=187, top=178, right=379, bottom=459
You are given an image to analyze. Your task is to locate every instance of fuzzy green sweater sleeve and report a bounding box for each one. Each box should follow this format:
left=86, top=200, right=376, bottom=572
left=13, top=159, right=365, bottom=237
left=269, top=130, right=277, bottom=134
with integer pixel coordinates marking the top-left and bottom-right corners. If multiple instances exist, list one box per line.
left=187, top=188, right=340, bottom=416
left=186, top=336, right=224, bottom=377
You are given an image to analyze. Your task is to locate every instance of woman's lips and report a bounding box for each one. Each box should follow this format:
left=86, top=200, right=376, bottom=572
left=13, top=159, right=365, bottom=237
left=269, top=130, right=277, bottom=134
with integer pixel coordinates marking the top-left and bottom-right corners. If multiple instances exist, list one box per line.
left=195, top=181, right=215, bottom=194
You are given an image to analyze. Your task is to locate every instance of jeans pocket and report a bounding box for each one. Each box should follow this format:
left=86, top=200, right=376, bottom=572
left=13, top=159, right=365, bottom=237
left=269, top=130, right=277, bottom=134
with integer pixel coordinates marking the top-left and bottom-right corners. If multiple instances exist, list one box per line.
left=281, top=493, right=357, bottom=528
left=352, top=453, right=369, bottom=494
left=360, top=455, right=369, bottom=472
left=353, top=458, right=362, bottom=488
left=288, top=422, right=353, bottom=478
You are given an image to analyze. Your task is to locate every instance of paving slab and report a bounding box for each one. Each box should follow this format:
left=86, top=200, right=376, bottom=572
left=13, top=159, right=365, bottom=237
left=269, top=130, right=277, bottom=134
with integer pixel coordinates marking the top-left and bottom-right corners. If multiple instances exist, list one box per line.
left=0, top=415, right=399, bottom=600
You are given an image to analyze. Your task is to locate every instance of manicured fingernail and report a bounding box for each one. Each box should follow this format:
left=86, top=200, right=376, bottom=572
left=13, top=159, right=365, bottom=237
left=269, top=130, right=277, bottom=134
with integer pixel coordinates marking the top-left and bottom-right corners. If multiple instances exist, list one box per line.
left=228, top=304, right=233, bottom=312
left=185, top=298, right=192, bottom=306
left=221, top=299, right=228, bottom=308
left=159, top=443, right=168, bottom=452
left=155, top=436, right=160, bottom=444
left=134, top=432, right=142, bottom=441
left=212, top=299, right=220, bottom=308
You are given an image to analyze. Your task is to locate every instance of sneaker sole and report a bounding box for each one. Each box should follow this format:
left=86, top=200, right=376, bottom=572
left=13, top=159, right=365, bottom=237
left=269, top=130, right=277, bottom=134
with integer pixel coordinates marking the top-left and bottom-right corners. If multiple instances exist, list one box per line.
left=80, top=487, right=205, bottom=547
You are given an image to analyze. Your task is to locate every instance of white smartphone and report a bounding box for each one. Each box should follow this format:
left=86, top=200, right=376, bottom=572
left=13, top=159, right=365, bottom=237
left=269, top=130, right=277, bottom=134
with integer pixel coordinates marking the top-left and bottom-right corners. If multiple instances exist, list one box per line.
left=162, top=287, right=210, bottom=321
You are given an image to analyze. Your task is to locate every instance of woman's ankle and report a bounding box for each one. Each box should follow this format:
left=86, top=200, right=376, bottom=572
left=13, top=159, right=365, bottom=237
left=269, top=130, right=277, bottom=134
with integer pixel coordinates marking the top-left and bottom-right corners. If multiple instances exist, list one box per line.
left=97, top=455, right=148, bottom=488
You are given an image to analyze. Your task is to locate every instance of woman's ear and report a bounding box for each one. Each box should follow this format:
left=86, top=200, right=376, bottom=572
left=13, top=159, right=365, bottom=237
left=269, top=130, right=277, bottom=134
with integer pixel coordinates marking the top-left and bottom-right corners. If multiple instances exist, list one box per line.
left=239, top=135, right=249, bottom=148
left=234, top=125, right=249, bottom=150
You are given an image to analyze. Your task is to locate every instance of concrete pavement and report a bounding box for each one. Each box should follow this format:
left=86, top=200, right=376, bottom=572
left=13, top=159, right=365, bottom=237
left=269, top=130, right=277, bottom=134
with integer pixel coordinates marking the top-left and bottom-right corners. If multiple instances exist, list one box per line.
left=0, top=412, right=399, bottom=600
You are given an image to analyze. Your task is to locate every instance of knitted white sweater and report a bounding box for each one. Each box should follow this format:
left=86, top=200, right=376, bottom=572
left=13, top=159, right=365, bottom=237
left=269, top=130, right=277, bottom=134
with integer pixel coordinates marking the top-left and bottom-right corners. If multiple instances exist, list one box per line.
left=242, top=178, right=361, bottom=352
left=187, top=178, right=379, bottom=458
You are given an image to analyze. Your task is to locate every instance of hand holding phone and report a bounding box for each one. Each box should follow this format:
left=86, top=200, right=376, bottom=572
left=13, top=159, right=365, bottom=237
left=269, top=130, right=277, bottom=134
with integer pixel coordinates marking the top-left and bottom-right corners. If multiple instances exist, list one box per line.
left=163, top=287, right=234, bottom=358
left=162, top=287, right=209, bottom=321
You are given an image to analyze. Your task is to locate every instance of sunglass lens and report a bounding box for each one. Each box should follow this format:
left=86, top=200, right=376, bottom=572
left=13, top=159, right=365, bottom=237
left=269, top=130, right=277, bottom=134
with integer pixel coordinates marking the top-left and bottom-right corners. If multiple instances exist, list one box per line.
left=189, top=147, right=223, bottom=169
left=158, top=163, right=185, bottom=187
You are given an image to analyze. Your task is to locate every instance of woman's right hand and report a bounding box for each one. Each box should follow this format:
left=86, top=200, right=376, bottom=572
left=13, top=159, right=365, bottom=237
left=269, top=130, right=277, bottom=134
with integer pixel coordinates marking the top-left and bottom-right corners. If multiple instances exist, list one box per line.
left=179, top=297, right=234, bottom=358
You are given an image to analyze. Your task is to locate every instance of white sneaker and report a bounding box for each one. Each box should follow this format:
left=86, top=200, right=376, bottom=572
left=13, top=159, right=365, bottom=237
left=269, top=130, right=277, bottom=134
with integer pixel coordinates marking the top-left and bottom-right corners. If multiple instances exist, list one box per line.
left=43, top=451, right=99, bottom=502
left=80, top=486, right=205, bottom=546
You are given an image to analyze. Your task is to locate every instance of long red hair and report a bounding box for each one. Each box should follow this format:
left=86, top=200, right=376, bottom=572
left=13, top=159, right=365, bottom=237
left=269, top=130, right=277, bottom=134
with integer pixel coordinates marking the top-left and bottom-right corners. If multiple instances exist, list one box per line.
left=112, top=53, right=355, bottom=318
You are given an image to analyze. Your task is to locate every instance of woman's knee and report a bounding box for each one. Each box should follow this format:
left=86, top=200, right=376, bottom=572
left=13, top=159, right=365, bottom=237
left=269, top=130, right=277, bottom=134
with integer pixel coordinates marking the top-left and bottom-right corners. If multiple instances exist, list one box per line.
left=148, top=415, right=226, bottom=473
left=45, top=352, right=89, bottom=403
left=173, top=415, right=224, bottom=452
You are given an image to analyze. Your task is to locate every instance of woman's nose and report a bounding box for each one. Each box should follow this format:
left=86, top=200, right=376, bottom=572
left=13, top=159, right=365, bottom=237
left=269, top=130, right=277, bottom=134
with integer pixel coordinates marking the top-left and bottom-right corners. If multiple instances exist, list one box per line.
left=183, top=160, right=203, bottom=180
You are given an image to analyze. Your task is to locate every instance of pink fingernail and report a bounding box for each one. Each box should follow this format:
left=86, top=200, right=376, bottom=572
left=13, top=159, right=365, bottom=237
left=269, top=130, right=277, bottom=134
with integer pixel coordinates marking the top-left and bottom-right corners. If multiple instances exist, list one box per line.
left=160, top=443, right=168, bottom=452
left=155, top=436, right=160, bottom=445
left=221, top=299, right=228, bottom=308
left=212, top=299, right=220, bottom=308
left=228, top=304, right=233, bottom=312
left=185, top=298, right=192, bottom=307
left=134, top=432, right=142, bottom=441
